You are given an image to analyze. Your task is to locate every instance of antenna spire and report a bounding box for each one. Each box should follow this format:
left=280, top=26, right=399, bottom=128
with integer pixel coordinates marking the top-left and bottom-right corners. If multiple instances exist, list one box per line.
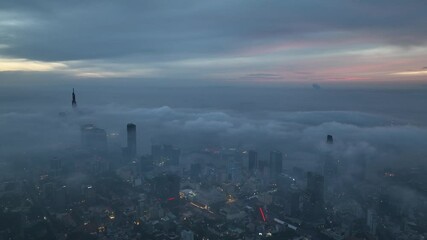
left=72, top=88, right=77, bottom=108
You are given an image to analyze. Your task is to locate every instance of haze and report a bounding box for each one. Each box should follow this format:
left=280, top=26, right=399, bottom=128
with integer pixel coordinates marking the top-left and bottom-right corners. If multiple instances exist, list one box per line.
left=0, top=1, right=426, bottom=240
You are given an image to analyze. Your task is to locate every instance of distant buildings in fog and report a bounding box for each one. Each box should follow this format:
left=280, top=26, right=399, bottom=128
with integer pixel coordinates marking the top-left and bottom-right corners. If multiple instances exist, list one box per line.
left=124, top=123, right=137, bottom=159
left=304, top=171, right=325, bottom=220
left=151, top=172, right=181, bottom=215
left=324, top=134, right=338, bottom=180
left=269, top=150, right=283, bottom=180
left=244, top=149, right=283, bottom=182
left=151, top=144, right=181, bottom=167
left=247, top=150, right=258, bottom=173
left=80, top=124, right=107, bottom=153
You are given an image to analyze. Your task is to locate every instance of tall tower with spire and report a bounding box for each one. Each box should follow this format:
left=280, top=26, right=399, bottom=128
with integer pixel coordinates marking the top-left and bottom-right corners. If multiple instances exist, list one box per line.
left=72, top=88, right=77, bottom=108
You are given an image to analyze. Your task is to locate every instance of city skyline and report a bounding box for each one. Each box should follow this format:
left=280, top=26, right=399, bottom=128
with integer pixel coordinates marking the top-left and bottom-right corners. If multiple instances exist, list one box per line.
left=0, top=2, right=426, bottom=239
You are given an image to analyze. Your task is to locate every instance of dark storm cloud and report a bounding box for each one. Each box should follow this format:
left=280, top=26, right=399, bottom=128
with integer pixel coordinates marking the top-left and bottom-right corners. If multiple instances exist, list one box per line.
left=0, top=0, right=426, bottom=62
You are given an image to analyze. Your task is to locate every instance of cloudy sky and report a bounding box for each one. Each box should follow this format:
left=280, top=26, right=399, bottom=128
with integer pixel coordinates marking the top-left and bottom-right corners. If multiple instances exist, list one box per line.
left=1, top=0, right=427, bottom=85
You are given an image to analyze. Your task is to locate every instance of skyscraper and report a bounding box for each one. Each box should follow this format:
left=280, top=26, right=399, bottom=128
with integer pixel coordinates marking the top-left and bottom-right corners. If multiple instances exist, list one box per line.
left=223, top=148, right=241, bottom=183
left=324, top=134, right=338, bottom=179
left=307, top=172, right=324, bottom=202
left=304, top=172, right=325, bottom=220
left=152, top=173, right=181, bottom=215
left=127, top=123, right=137, bottom=159
left=248, top=150, right=258, bottom=173
left=72, top=88, right=77, bottom=108
left=326, top=134, right=333, bottom=144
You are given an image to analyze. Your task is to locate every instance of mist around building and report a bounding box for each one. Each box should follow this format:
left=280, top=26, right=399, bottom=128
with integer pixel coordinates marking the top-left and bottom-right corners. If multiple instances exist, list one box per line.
left=0, top=89, right=425, bottom=240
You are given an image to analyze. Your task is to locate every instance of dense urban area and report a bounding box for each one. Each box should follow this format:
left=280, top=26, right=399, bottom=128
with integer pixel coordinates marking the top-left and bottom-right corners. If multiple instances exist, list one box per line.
left=0, top=90, right=425, bottom=240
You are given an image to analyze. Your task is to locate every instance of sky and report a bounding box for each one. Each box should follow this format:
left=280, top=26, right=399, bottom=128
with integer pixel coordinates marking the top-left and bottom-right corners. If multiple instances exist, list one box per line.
left=0, top=0, right=427, bottom=85
left=0, top=1, right=427, bottom=203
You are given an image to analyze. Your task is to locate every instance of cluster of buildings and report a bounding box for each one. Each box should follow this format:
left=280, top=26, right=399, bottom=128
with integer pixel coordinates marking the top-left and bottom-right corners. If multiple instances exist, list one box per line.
left=0, top=90, right=425, bottom=240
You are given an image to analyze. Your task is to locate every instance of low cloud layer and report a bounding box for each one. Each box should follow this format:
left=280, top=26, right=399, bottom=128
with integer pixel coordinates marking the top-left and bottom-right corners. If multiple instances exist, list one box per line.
left=1, top=104, right=426, bottom=175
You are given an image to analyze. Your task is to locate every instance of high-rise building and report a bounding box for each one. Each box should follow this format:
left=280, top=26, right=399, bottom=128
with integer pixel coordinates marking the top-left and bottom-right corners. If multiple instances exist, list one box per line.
left=281, top=187, right=301, bottom=217
left=269, top=150, right=283, bottom=179
left=152, top=173, right=180, bottom=200
left=81, top=124, right=107, bottom=153
left=248, top=150, right=258, bottom=172
left=288, top=189, right=301, bottom=217
left=326, top=134, right=333, bottom=144
left=223, top=148, right=241, bottom=183
left=324, top=134, right=339, bottom=180
left=127, top=123, right=137, bottom=159
left=72, top=88, right=77, bottom=108
left=304, top=172, right=325, bottom=220
left=307, top=172, right=324, bottom=203
left=152, top=173, right=180, bottom=215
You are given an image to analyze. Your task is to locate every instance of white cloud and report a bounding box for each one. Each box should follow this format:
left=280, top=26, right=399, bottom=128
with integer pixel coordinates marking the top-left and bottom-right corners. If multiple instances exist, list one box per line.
left=0, top=57, right=66, bottom=72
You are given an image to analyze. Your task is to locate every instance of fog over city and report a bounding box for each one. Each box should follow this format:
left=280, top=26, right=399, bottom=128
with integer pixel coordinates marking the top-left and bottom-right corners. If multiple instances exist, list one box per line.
left=1, top=1, right=427, bottom=240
